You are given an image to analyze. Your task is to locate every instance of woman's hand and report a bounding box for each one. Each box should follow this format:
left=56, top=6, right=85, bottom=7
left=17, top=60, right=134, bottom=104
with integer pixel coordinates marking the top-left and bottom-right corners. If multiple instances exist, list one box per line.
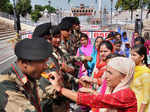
left=61, top=62, right=74, bottom=73
left=79, top=87, right=97, bottom=95
left=84, top=56, right=93, bottom=62
left=78, top=79, right=91, bottom=88
left=49, top=72, right=63, bottom=92
left=80, top=76, right=93, bottom=83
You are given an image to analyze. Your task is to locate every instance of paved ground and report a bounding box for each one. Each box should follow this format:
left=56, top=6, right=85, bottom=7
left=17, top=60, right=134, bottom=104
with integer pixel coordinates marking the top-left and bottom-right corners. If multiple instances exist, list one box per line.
left=0, top=38, right=16, bottom=73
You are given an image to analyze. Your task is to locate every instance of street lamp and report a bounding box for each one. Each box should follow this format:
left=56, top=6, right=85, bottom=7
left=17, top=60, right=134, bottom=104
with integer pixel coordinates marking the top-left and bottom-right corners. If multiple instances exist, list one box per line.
left=139, top=0, right=143, bottom=35
left=12, top=0, right=20, bottom=37
left=130, top=3, right=134, bottom=23
left=48, top=0, right=51, bottom=23
left=12, top=0, right=17, bottom=30
left=56, top=9, right=60, bottom=24
left=110, top=0, right=113, bottom=25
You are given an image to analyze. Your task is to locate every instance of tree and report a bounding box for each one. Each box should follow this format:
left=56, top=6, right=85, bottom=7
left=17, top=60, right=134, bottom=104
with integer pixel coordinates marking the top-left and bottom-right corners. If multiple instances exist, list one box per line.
left=31, top=10, right=42, bottom=23
left=35, top=5, right=45, bottom=12
left=0, top=0, right=13, bottom=14
left=115, top=0, right=149, bottom=21
left=116, top=0, right=149, bottom=10
left=30, top=5, right=56, bottom=23
left=44, top=5, right=56, bottom=13
left=16, top=0, right=32, bottom=17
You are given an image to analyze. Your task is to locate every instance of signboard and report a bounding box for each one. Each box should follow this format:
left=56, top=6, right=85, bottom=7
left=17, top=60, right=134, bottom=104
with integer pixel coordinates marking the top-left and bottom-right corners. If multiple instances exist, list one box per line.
left=20, top=31, right=32, bottom=40
left=82, top=31, right=112, bottom=44
left=82, top=31, right=111, bottom=39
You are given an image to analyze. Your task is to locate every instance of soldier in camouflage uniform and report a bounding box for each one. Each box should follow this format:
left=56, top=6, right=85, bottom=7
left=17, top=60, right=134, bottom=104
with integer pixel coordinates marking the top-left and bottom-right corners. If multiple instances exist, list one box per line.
left=59, top=20, right=92, bottom=77
left=32, top=24, right=79, bottom=112
left=60, top=17, right=81, bottom=56
left=0, top=38, right=53, bottom=112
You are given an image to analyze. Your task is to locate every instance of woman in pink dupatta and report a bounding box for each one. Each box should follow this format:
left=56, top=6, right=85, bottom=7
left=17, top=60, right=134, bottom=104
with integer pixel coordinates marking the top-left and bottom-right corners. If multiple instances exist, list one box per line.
left=76, top=33, right=93, bottom=79
left=76, top=33, right=93, bottom=112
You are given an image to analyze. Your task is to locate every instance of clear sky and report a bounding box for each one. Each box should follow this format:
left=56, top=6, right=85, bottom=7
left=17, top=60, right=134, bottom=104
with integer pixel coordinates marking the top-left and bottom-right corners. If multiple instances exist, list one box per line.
left=31, top=0, right=117, bottom=11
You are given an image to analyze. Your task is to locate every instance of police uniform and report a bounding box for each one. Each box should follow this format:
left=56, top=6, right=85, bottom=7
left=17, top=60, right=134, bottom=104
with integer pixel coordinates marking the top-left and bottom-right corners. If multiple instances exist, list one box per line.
left=0, top=38, right=52, bottom=112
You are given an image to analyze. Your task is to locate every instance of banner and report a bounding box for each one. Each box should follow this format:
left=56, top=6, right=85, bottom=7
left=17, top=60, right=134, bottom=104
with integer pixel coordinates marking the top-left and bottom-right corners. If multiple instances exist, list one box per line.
left=82, top=31, right=111, bottom=44
left=82, top=31, right=111, bottom=39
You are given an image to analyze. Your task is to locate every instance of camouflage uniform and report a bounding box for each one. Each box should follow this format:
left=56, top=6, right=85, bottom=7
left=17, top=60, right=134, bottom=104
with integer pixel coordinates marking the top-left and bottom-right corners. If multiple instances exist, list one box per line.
left=68, top=30, right=82, bottom=55
left=0, top=63, right=42, bottom=112
left=38, top=47, right=79, bottom=112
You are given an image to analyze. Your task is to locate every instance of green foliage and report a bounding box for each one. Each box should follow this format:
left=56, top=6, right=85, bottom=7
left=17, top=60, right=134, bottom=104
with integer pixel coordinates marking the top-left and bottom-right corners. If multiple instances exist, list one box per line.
left=16, top=0, right=32, bottom=17
left=44, top=5, right=56, bottom=13
left=30, top=4, right=56, bottom=22
left=31, top=10, right=42, bottom=23
left=35, top=5, right=45, bottom=12
left=0, top=0, right=13, bottom=14
left=115, top=0, right=150, bottom=10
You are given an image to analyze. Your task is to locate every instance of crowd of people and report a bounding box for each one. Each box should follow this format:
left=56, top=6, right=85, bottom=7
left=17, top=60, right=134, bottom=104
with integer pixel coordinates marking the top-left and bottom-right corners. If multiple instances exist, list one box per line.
left=0, top=16, right=150, bottom=112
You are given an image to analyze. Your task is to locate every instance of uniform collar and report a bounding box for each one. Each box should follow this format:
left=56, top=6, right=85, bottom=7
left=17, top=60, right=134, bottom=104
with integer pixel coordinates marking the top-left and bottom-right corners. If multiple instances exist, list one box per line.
left=11, top=63, right=28, bottom=85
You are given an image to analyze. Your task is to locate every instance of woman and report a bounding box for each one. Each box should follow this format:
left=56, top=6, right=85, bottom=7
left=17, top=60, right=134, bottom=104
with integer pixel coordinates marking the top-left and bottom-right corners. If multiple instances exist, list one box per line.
left=49, top=57, right=137, bottom=112
left=143, top=32, right=150, bottom=41
left=88, top=36, right=103, bottom=76
left=89, top=40, right=113, bottom=85
left=76, top=33, right=93, bottom=78
left=131, top=44, right=150, bottom=112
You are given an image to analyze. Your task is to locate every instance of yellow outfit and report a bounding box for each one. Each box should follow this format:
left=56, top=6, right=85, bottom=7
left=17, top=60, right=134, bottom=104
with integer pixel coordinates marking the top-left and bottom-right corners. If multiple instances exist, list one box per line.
left=131, top=65, right=150, bottom=112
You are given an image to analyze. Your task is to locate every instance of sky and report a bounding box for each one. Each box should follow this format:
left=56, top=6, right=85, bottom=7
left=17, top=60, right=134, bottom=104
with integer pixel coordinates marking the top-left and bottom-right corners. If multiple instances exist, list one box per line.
left=31, top=0, right=118, bottom=11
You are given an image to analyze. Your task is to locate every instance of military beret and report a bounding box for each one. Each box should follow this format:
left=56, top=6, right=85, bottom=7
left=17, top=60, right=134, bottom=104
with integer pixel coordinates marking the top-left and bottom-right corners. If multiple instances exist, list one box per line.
left=15, top=38, right=53, bottom=61
left=32, top=23, right=51, bottom=39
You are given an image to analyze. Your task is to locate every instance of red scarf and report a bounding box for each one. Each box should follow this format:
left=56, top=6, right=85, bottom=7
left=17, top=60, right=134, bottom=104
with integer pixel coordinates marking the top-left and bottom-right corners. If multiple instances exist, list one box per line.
left=94, top=52, right=107, bottom=79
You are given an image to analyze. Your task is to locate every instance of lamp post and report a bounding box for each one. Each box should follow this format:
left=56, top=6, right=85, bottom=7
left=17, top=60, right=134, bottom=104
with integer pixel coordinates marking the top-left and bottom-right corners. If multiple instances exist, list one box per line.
left=48, top=0, right=51, bottom=23
left=130, top=3, right=134, bottom=23
left=139, top=0, right=143, bottom=35
left=110, top=0, right=113, bottom=25
left=12, top=0, right=20, bottom=37
left=12, top=0, right=17, bottom=31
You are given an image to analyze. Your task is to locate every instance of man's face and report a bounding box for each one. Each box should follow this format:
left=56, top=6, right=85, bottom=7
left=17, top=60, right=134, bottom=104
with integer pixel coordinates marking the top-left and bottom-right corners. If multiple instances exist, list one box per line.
left=115, top=34, right=121, bottom=41
left=134, top=33, right=139, bottom=38
left=24, top=59, right=49, bottom=80
left=61, top=30, right=71, bottom=39
left=123, top=34, right=127, bottom=38
left=51, top=34, right=61, bottom=47
left=114, top=43, right=121, bottom=51
left=74, top=24, right=80, bottom=31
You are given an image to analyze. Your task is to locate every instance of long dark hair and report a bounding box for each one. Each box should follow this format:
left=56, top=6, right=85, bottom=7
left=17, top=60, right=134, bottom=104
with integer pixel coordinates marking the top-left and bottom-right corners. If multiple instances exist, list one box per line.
left=80, top=33, right=88, bottom=40
left=132, top=44, right=148, bottom=66
left=99, top=40, right=113, bottom=52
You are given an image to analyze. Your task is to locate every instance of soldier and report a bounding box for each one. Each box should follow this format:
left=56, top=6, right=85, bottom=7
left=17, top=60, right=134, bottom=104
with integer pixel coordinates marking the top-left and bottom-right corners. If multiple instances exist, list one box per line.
left=0, top=38, right=53, bottom=112
left=59, top=20, right=92, bottom=76
left=70, top=17, right=82, bottom=54
left=32, top=22, right=51, bottom=39
left=60, top=17, right=81, bottom=55
left=32, top=24, right=78, bottom=112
